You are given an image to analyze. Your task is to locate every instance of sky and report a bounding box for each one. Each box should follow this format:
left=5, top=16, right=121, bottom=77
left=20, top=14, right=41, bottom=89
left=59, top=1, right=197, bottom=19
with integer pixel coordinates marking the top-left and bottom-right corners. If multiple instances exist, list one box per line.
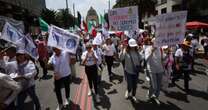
left=45, top=0, right=116, bottom=17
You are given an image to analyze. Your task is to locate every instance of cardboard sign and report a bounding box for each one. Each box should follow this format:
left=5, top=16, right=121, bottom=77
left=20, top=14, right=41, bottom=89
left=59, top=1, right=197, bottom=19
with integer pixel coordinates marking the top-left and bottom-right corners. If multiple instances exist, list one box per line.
left=154, top=11, right=187, bottom=47
left=48, top=25, right=79, bottom=54
left=108, top=6, right=139, bottom=31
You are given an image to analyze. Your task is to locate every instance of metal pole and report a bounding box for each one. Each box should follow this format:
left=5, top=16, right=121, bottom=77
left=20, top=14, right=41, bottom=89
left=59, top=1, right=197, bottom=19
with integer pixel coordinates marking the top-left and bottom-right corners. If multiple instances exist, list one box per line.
left=66, top=0, right=69, bottom=13
left=108, top=0, right=110, bottom=10
left=73, top=3, right=75, bottom=17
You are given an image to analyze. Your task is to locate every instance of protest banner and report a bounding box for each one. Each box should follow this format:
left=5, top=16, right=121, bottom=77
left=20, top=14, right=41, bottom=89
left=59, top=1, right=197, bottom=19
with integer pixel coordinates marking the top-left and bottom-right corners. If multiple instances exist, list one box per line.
left=48, top=25, right=80, bottom=54
left=1, top=22, right=38, bottom=59
left=1, top=22, right=24, bottom=44
left=108, top=6, right=139, bottom=31
left=0, top=16, right=25, bottom=33
left=154, top=11, right=187, bottom=47
left=16, top=35, right=39, bottom=60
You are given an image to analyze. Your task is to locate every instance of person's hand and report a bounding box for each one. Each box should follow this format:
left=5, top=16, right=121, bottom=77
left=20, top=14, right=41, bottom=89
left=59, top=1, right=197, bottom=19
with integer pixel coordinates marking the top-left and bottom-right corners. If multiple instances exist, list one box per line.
left=54, top=73, right=61, bottom=80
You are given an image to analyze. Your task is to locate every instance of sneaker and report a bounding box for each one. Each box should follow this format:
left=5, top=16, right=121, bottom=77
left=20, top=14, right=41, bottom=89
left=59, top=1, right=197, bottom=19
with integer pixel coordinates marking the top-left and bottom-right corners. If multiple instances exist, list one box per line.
left=124, top=90, right=129, bottom=99
left=153, top=97, right=160, bottom=105
left=132, top=96, right=138, bottom=103
left=95, top=95, right=100, bottom=102
left=146, top=76, right=150, bottom=82
left=56, top=104, right=63, bottom=110
left=88, top=90, right=92, bottom=96
left=64, top=98, right=70, bottom=106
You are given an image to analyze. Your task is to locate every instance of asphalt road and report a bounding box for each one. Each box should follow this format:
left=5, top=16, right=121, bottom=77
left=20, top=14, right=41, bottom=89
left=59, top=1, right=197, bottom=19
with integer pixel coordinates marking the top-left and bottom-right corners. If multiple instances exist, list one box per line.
left=22, top=58, right=208, bottom=110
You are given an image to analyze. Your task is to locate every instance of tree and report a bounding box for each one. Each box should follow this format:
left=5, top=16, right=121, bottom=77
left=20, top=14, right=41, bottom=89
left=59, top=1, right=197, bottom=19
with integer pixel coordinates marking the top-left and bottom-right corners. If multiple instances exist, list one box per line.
left=113, top=0, right=157, bottom=28
left=40, top=9, right=57, bottom=26
left=56, top=9, right=75, bottom=28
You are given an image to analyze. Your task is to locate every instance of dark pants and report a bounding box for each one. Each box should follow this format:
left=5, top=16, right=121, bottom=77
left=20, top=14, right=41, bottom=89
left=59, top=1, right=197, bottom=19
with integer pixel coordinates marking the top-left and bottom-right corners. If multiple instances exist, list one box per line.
left=17, top=86, right=41, bottom=110
left=105, top=56, right=114, bottom=76
left=39, top=59, right=48, bottom=76
left=172, top=69, right=190, bottom=91
left=85, top=65, right=98, bottom=94
left=54, top=75, right=70, bottom=105
left=126, top=71, right=138, bottom=96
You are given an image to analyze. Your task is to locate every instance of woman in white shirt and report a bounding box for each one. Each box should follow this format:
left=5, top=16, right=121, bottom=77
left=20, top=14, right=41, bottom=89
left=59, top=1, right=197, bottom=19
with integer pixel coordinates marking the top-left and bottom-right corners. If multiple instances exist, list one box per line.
left=81, top=43, right=99, bottom=102
left=103, top=38, right=116, bottom=81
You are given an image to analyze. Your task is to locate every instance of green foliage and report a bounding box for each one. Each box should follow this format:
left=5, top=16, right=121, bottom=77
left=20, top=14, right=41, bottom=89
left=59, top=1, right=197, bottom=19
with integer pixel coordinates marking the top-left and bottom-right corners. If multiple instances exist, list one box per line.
left=40, top=8, right=76, bottom=29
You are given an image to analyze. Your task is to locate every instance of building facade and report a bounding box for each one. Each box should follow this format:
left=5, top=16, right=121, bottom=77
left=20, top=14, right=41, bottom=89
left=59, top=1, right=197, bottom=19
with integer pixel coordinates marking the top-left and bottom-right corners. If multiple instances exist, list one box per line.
left=0, top=0, right=46, bottom=17
left=156, top=0, right=181, bottom=15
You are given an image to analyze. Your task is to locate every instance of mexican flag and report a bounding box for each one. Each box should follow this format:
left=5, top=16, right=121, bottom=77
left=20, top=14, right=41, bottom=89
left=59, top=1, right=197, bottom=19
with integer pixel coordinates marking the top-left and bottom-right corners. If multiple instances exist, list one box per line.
left=38, top=17, right=49, bottom=32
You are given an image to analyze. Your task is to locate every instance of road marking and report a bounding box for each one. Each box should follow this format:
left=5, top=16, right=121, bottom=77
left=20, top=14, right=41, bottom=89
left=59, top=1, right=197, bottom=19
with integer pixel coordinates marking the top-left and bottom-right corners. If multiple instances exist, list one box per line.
left=72, top=68, right=85, bottom=110
left=80, top=77, right=88, bottom=110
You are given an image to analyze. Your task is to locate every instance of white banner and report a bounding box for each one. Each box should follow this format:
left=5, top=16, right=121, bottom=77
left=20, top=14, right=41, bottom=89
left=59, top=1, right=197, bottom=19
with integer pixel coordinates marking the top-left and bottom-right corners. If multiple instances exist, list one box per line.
left=1, top=22, right=38, bottom=60
left=0, top=16, right=25, bottom=33
left=1, top=22, right=24, bottom=44
left=48, top=25, right=80, bottom=54
left=154, top=11, right=187, bottom=47
left=16, top=35, right=39, bottom=60
left=108, top=6, right=139, bottom=31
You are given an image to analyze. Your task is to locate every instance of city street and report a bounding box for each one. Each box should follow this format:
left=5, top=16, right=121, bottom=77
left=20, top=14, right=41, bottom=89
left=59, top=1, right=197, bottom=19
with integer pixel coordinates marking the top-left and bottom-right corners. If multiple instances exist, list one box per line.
left=22, top=58, right=208, bottom=110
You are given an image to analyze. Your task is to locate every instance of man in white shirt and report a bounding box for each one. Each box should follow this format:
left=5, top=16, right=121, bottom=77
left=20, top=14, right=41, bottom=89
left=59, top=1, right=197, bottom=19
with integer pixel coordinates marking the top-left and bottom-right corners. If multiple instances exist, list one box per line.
left=48, top=47, right=72, bottom=110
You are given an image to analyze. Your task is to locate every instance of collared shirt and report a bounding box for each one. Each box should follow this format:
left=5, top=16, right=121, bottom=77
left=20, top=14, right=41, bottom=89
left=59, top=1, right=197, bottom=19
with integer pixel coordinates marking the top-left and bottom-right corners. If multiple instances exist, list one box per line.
left=103, top=44, right=116, bottom=56
left=48, top=51, right=71, bottom=78
left=81, top=51, right=98, bottom=66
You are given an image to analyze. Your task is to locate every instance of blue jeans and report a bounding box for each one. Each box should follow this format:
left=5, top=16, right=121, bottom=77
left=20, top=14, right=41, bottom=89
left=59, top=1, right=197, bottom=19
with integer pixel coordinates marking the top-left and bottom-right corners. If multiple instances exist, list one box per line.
left=148, top=73, right=163, bottom=98
left=126, top=71, right=138, bottom=96
left=17, top=85, right=41, bottom=110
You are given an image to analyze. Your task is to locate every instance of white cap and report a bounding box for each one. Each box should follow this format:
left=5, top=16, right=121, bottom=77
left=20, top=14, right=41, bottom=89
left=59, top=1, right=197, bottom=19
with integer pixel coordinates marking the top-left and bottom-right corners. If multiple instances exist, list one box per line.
left=128, top=39, right=137, bottom=47
left=16, top=49, right=26, bottom=54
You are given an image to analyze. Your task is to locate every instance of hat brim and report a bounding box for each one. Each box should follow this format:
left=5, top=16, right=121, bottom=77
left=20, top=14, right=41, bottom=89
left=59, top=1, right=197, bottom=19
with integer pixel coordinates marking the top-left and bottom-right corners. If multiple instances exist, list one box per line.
left=129, top=44, right=138, bottom=47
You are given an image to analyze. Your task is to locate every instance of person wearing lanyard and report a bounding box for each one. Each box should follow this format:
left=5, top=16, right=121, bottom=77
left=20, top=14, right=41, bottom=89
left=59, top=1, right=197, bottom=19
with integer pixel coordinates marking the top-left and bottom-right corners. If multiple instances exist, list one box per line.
left=103, top=37, right=116, bottom=81
left=48, top=47, right=72, bottom=110
left=81, top=43, right=100, bottom=102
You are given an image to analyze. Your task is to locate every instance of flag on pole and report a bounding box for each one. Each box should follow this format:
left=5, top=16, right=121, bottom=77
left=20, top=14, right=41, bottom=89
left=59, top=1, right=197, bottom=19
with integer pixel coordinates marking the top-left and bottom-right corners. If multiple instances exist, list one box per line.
left=83, top=20, right=88, bottom=32
left=39, top=17, right=49, bottom=32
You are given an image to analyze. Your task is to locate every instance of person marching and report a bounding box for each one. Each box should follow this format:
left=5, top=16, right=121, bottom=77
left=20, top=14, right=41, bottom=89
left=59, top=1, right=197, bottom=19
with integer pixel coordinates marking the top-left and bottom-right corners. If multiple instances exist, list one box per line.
left=120, top=38, right=142, bottom=102
left=81, top=43, right=100, bottom=102
left=103, top=37, right=117, bottom=81
left=173, top=40, right=192, bottom=93
left=145, top=38, right=164, bottom=105
left=48, top=47, right=72, bottom=110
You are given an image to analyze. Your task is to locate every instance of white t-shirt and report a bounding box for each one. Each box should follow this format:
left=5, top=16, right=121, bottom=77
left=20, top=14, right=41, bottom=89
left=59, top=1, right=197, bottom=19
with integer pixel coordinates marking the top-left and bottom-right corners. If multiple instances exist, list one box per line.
left=81, top=50, right=98, bottom=66
left=103, top=44, right=116, bottom=56
left=49, top=51, right=71, bottom=78
left=175, top=48, right=183, bottom=57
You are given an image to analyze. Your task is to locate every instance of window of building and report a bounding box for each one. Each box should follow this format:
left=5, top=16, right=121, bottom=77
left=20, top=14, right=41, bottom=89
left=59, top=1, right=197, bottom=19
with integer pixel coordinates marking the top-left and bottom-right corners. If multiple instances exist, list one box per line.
left=161, top=8, right=167, bottom=14
left=172, top=4, right=181, bottom=12
left=161, top=0, right=167, bottom=4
